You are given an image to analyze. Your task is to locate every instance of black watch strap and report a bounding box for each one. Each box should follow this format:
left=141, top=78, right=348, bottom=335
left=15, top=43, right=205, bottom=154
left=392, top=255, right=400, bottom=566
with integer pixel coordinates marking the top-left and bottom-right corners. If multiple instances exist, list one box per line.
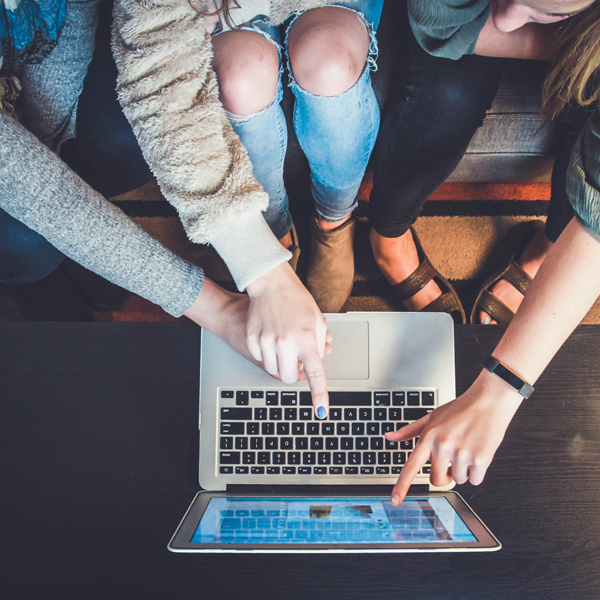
left=482, top=356, right=534, bottom=399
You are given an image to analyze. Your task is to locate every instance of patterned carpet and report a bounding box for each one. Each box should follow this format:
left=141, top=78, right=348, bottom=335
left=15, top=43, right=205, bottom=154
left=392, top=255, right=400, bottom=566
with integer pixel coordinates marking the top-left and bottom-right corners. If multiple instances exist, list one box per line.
left=2, top=178, right=600, bottom=323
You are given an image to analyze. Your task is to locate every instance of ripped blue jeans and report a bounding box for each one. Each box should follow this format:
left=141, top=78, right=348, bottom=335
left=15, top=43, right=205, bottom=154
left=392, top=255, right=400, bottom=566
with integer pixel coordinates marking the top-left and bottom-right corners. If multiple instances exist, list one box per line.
left=217, top=1, right=383, bottom=240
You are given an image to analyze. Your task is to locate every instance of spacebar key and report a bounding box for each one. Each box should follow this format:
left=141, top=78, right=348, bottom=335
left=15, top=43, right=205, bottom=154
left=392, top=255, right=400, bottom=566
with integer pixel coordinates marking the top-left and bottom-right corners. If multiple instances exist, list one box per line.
left=403, top=408, right=432, bottom=421
left=300, top=392, right=372, bottom=406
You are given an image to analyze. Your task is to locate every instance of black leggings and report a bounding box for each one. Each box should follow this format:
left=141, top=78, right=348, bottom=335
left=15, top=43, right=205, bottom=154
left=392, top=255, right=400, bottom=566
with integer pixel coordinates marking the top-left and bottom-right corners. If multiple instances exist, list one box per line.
left=369, top=1, right=591, bottom=243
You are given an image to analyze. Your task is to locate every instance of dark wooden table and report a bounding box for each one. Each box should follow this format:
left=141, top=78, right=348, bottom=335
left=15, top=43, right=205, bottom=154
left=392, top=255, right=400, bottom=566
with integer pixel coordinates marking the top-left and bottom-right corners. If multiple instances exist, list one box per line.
left=1, top=322, right=600, bottom=600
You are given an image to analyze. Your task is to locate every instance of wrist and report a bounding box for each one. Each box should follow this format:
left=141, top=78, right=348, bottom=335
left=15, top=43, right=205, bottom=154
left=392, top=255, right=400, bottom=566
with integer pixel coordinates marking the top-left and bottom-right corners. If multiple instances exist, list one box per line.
left=246, top=262, right=293, bottom=297
left=473, top=368, right=525, bottom=412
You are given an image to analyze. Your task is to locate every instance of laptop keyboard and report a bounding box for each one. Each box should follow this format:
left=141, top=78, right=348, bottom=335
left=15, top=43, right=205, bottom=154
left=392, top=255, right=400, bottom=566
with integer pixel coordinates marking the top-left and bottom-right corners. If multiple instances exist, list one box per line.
left=218, top=390, right=434, bottom=477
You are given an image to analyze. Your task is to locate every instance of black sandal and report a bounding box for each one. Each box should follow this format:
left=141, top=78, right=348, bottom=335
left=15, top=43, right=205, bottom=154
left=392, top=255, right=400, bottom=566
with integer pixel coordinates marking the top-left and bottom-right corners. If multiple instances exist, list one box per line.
left=392, top=228, right=466, bottom=324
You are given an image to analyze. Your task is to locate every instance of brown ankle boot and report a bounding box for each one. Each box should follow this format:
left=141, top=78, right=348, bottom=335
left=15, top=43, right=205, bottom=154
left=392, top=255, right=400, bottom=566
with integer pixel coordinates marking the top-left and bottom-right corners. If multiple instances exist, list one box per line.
left=288, top=223, right=301, bottom=272
left=306, top=217, right=356, bottom=313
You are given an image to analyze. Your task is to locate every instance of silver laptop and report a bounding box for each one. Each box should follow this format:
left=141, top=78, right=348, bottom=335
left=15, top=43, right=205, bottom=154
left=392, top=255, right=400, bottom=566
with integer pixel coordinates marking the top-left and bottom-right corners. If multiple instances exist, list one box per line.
left=169, top=312, right=501, bottom=552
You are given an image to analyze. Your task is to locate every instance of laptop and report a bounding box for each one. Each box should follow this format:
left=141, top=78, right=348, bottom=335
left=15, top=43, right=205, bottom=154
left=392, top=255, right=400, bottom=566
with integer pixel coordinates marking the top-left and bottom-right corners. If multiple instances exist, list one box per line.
left=169, top=312, right=501, bottom=552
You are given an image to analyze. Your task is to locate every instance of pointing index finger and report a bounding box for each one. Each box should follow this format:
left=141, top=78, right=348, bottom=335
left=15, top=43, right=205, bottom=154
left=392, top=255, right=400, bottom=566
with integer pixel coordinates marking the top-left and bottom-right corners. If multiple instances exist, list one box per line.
left=299, top=346, right=329, bottom=419
left=390, top=440, right=431, bottom=505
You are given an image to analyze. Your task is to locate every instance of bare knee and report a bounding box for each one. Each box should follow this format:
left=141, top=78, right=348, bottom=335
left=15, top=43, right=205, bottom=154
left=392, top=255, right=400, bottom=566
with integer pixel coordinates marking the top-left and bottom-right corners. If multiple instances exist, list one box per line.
left=288, top=7, right=370, bottom=97
left=212, top=30, right=280, bottom=116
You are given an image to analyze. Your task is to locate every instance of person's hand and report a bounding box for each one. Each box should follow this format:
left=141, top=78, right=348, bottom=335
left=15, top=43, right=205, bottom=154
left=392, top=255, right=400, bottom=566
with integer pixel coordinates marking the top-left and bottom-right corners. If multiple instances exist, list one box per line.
left=245, top=261, right=330, bottom=418
left=385, top=370, right=523, bottom=505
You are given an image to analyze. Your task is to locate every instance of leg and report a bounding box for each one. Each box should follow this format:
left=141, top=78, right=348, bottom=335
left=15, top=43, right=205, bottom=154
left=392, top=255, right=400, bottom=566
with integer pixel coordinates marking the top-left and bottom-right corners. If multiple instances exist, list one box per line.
left=369, top=5, right=504, bottom=311
left=212, top=28, right=293, bottom=244
left=287, top=5, right=381, bottom=311
left=478, top=101, right=594, bottom=324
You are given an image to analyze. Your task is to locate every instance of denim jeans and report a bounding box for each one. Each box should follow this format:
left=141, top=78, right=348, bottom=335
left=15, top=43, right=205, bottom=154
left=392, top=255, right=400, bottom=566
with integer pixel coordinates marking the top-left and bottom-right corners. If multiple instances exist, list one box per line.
left=221, top=1, right=383, bottom=240
left=369, top=0, right=586, bottom=242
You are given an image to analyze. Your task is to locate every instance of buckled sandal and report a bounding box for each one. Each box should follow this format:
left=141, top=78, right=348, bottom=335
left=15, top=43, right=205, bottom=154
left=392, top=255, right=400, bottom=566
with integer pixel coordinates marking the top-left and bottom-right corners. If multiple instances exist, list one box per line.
left=392, top=227, right=466, bottom=324
left=470, top=219, right=545, bottom=325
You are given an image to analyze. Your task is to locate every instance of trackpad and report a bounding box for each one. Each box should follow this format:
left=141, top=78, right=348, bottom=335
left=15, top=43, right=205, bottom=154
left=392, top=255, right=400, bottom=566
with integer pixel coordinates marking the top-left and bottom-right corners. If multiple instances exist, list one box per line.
left=323, top=321, right=369, bottom=380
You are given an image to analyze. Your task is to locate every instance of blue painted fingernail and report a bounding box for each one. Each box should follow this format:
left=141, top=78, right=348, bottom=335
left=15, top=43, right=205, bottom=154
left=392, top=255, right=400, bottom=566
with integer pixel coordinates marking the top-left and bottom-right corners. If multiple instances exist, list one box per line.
left=317, top=406, right=327, bottom=419
left=483, top=317, right=490, bottom=325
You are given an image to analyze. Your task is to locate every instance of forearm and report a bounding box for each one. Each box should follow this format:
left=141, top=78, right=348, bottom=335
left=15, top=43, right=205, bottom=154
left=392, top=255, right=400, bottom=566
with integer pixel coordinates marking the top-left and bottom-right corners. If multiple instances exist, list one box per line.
left=474, top=15, right=558, bottom=60
left=0, top=111, right=204, bottom=317
left=493, top=218, right=600, bottom=385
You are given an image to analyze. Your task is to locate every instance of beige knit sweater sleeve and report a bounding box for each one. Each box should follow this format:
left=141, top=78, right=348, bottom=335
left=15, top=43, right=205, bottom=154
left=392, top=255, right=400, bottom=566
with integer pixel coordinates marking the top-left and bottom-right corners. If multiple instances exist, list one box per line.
left=111, top=0, right=291, bottom=290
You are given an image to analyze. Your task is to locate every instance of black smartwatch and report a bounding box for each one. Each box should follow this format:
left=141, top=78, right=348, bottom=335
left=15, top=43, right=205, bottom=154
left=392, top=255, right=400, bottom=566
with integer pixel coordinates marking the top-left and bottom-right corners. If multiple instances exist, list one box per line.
left=482, top=356, right=534, bottom=399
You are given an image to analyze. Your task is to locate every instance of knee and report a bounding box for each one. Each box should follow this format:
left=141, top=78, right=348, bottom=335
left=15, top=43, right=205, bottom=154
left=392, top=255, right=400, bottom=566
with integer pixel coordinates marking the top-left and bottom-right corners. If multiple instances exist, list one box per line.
left=288, top=8, right=370, bottom=97
left=212, top=32, right=280, bottom=117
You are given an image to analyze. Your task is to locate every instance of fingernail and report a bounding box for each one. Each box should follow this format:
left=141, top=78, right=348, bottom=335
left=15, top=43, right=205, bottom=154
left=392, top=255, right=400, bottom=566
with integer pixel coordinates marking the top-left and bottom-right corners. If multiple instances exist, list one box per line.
left=391, top=495, right=400, bottom=506
left=483, top=317, right=490, bottom=325
left=317, top=406, right=327, bottom=419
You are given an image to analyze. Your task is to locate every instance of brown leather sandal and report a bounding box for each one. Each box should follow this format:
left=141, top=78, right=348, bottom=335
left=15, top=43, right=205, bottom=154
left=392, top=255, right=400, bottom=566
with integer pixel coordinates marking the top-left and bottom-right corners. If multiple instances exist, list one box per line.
left=392, top=228, right=466, bottom=324
left=470, top=219, right=545, bottom=325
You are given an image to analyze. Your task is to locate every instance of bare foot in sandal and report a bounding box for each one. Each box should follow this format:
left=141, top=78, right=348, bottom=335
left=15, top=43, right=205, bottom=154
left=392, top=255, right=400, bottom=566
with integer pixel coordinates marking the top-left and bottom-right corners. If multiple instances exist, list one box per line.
left=370, top=228, right=442, bottom=311
left=479, top=226, right=553, bottom=324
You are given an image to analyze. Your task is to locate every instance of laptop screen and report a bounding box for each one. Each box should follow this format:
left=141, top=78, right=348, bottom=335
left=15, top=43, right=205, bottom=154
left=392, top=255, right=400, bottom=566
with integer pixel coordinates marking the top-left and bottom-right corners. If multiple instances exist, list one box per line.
left=191, top=496, right=477, bottom=545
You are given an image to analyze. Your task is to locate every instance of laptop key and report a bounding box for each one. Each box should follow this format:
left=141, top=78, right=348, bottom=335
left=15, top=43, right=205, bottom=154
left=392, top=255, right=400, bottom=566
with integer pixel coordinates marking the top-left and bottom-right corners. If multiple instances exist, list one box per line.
left=250, top=437, right=263, bottom=450
left=348, top=452, right=361, bottom=465
left=220, top=437, right=233, bottom=449
left=307, top=423, right=320, bottom=435
left=314, top=467, right=327, bottom=474
left=404, top=408, right=431, bottom=421
left=385, top=439, right=398, bottom=450
left=292, top=423, right=305, bottom=435
left=299, top=408, right=313, bottom=421
left=282, top=467, right=296, bottom=474
left=374, top=408, right=387, bottom=421
left=303, top=452, right=316, bottom=465
left=422, top=391, right=435, bottom=406
left=336, top=422, right=350, bottom=436
left=400, top=440, right=414, bottom=450
left=359, top=408, right=372, bottom=421
left=393, top=452, right=406, bottom=464
left=345, top=467, right=359, bottom=475
left=341, top=437, right=353, bottom=450
left=295, top=437, right=308, bottom=450
left=221, top=407, right=251, bottom=420
left=392, top=392, right=406, bottom=406
left=280, top=437, right=293, bottom=450
left=310, top=437, right=324, bottom=450
left=376, top=467, right=389, bottom=475
left=251, top=466, right=265, bottom=474
left=243, top=452, right=256, bottom=464
left=333, top=452, right=346, bottom=465
left=407, top=391, right=420, bottom=406
left=235, top=466, right=249, bottom=474
left=258, top=452, right=270, bottom=464
left=247, top=422, right=259, bottom=435
left=367, top=423, right=380, bottom=436
left=378, top=452, right=391, bottom=465
left=251, top=391, right=264, bottom=399
left=265, top=437, right=278, bottom=450
left=391, top=467, right=402, bottom=474
left=261, top=422, right=275, bottom=435
left=221, top=422, right=244, bottom=435
left=344, top=408, right=357, bottom=420
left=298, top=467, right=312, bottom=475
left=284, top=408, right=297, bottom=421
left=355, top=437, right=368, bottom=450
left=381, top=422, right=395, bottom=434
left=370, top=438, right=383, bottom=450
left=322, top=423, right=335, bottom=436
left=329, top=408, right=343, bottom=420
left=220, top=390, right=234, bottom=399
left=236, top=391, right=249, bottom=405
left=328, top=392, right=372, bottom=406
left=325, top=437, right=338, bottom=450
left=422, top=466, right=431, bottom=474
left=269, top=408, right=282, bottom=421
left=266, top=391, right=279, bottom=405
left=281, top=392, right=297, bottom=406
left=363, top=452, right=375, bottom=465
left=374, top=392, right=391, bottom=406
left=318, top=452, right=331, bottom=465
left=267, top=467, right=280, bottom=474
left=288, top=452, right=301, bottom=465
left=235, top=437, right=248, bottom=450
left=277, top=423, right=290, bottom=436
left=329, top=467, right=343, bottom=474
left=254, top=407, right=267, bottom=421
left=351, top=422, right=365, bottom=436
left=389, top=408, right=403, bottom=421
left=273, top=452, right=285, bottom=465
left=360, top=467, right=374, bottom=475
left=220, top=466, right=234, bottom=474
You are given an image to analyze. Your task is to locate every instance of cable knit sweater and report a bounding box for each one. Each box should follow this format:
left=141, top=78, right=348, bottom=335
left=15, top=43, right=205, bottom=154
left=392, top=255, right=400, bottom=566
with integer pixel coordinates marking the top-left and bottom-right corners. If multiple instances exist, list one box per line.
left=112, top=0, right=355, bottom=290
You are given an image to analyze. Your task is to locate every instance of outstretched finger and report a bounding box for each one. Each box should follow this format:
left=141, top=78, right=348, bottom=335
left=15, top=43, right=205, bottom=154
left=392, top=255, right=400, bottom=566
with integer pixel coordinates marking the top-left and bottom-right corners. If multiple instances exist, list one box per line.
left=390, top=441, right=431, bottom=505
left=300, top=346, right=329, bottom=420
left=385, top=414, right=430, bottom=442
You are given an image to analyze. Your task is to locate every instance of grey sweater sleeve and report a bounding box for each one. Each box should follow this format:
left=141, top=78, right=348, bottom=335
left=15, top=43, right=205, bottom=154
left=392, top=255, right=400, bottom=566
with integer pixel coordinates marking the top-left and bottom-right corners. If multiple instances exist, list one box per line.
left=0, top=109, right=204, bottom=317
left=567, top=111, right=600, bottom=244
left=407, top=0, right=490, bottom=59
left=112, top=0, right=290, bottom=291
